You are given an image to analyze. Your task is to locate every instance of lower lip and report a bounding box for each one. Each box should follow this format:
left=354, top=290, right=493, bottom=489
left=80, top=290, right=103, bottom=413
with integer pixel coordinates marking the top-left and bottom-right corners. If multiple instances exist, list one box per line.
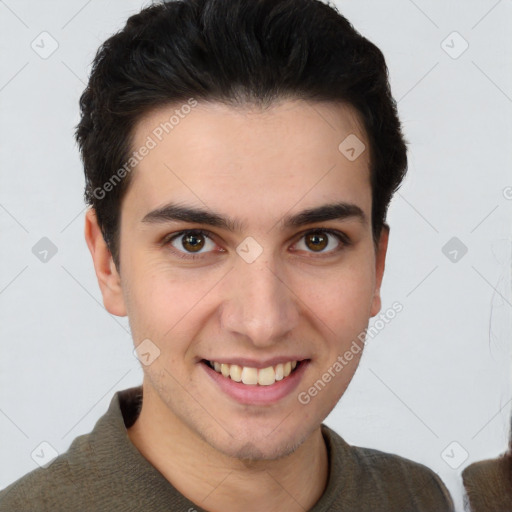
left=200, top=360, right=310, bottom=405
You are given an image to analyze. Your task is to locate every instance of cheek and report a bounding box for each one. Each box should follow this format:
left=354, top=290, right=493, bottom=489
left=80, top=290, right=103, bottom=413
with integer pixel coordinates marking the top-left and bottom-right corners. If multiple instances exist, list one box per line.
left=297, top=261, right=376, bottom=333
left=123, top=257, right=219, bottom=345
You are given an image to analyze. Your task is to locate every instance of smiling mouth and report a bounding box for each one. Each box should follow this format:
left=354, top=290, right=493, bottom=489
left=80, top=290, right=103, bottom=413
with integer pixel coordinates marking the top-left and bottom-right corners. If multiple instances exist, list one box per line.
left=202, top=359, right=303, bottom=386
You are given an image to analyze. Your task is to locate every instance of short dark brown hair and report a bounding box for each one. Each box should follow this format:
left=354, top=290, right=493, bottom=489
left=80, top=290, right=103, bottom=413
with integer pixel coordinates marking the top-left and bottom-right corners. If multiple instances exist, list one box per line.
left=76, top=0, right=408, bottom=269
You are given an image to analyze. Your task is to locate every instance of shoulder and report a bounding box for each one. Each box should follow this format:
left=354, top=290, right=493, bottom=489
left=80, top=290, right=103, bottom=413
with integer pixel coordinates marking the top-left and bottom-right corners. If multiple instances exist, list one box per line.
left=348, top=445, right=455, bottom=511
left=0, top=387, right=139, bottom=512
left=354, top=443, right=451, bottom=490
left=0, top=433, right=101, bottom=511
left=321, top=424, right=454, bottom=511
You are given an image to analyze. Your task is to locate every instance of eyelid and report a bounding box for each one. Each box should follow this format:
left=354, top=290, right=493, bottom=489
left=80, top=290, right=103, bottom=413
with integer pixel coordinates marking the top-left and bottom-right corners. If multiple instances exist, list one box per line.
left=162, top=229, right=214, bottom=245
left=292, top=227, right=350, bottom=244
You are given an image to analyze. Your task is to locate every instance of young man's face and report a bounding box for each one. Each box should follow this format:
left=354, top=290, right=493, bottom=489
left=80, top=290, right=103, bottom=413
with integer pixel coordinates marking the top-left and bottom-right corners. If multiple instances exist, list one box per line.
left=88, top=99, right=388, bottom=460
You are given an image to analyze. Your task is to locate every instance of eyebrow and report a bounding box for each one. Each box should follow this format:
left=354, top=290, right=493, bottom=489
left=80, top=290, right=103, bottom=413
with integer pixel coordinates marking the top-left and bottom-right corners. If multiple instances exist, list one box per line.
left=141, top=201, right=367, bottom=232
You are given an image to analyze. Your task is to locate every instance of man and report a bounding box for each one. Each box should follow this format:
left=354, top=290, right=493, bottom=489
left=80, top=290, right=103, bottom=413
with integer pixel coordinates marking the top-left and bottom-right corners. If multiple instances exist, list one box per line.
left=0, top=0, right=454, bottom=510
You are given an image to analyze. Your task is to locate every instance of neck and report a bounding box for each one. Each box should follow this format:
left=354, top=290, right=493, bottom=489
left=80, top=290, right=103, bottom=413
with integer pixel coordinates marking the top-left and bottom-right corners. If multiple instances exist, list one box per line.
left=127, top=384, right=329, bottom=512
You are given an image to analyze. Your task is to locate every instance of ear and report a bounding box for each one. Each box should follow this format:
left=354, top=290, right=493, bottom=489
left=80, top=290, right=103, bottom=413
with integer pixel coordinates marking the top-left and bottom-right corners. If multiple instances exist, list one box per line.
left=370, top=224, right=389, bottom=317
left=84, top=208, right=127, bottom=317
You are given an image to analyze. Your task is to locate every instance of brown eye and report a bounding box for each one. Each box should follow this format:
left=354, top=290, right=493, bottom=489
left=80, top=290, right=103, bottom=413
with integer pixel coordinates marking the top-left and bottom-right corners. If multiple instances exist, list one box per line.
left=168, top=230, right=216, bottom=256
left=182, top=232, right=205, bottom=252
left=293, top=229, right=347, bottom=255
left=305, top=232, right=328, bottom=252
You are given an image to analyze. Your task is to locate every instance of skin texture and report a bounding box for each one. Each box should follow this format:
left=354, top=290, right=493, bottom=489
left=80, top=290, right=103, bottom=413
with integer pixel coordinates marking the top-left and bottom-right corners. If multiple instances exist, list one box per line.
left=85, top=99, right=389, bottom=512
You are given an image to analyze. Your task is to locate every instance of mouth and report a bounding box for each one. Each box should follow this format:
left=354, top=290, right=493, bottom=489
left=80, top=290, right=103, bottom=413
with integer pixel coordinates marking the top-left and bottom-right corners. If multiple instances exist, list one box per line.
left=201, top=359, right=303, bottom=386
left=200, top=357, right=310, bottom=405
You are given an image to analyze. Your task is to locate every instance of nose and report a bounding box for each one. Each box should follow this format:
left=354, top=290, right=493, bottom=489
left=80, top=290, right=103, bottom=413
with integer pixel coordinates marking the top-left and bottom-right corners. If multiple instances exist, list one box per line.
left=219, top=252, right=300, bottom=347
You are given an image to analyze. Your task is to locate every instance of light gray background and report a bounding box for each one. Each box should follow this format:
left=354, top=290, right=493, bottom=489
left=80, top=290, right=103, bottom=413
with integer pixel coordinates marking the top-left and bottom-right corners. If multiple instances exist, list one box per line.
left=1, top=1, right=511, bottom=510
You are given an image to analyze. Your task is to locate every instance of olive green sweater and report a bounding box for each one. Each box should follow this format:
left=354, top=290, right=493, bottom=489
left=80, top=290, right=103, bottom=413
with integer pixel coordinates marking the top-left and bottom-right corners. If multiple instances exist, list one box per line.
left=0, top=386, right=454, bottom=511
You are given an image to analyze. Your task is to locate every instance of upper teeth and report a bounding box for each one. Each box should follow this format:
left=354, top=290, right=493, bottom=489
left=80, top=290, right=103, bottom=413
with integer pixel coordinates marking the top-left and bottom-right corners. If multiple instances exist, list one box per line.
left=211, top=360, right=298, bottom=386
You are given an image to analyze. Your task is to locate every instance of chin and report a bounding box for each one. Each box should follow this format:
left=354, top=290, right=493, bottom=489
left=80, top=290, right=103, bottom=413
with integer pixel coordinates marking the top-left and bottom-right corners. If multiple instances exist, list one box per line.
left=215, top=435, right=300, bottom=462
left=197, top=420, right=313, bottom=462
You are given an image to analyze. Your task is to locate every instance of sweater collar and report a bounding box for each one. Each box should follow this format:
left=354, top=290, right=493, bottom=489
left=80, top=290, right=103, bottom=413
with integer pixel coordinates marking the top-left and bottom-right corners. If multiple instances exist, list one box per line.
left=88, top=385, right=346, bottom=511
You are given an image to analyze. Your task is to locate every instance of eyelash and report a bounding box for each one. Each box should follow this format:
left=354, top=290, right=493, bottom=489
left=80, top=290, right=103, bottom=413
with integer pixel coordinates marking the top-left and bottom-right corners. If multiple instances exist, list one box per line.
left=162, top=228, right=351, bottom=260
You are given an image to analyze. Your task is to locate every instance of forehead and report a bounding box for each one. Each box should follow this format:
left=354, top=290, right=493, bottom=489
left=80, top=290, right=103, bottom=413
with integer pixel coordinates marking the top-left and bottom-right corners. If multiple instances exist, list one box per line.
left=123, top=99, right=371, bottom=222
